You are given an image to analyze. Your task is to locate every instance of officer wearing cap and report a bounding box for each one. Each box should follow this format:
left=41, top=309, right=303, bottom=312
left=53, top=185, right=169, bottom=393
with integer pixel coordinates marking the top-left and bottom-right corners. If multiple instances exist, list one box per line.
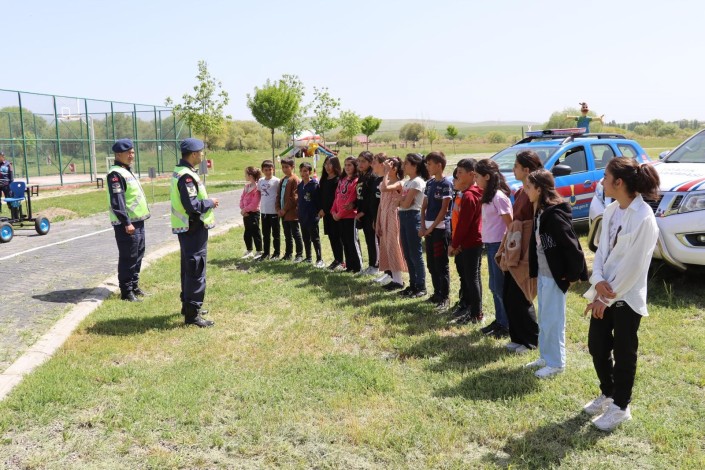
left=0, top=151, right=13, bottom=213
left=107, top=138, right=151, bottom=302
left=170, top=138, right=219, bottom=327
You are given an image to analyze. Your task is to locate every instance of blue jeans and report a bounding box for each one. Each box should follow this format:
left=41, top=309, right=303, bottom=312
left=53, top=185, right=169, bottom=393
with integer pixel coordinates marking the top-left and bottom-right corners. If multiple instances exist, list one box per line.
left=485, top=242, right=508, bottom=329
left=398, top=210, right=425, bottom=290
left=537, top=274, right=567, bottom=368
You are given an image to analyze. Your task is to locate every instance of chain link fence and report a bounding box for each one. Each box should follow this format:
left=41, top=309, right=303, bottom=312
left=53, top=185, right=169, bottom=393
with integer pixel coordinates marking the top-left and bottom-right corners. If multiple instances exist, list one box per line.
left=0, top=89, right=190, bottom=186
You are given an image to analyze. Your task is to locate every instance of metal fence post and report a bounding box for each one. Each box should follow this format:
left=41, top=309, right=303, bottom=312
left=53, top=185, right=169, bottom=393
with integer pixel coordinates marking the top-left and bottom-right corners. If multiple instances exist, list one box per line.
left=132, top=104, right=140, bottom=176
left=52, top=95, right=64, bottom=186
left=17, top=92, right=30, bottom=183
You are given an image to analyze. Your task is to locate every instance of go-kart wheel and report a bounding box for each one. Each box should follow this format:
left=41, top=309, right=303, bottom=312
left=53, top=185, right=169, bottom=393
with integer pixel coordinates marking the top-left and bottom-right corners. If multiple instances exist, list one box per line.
left=0, top=222, right=13, bottom=243
left=35, top=217, right=50, bottom=235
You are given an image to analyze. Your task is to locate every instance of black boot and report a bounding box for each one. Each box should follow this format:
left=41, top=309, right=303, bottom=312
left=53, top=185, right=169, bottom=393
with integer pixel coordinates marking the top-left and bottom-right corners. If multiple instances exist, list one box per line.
left=184, top=305, right=214, bottom=328
left=133, top=287, right=149, bottom=297
left=120, top=290, right=142, bottom=302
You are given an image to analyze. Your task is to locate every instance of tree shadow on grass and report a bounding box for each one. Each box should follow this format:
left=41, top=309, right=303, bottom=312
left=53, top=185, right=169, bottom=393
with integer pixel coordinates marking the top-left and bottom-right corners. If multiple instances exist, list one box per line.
left=483, top=413, right=607, bottom=468
left=32, top=287, right=112, bottom=304
left=209, top=258, right=251, bottom=271
left=85, top=312, right=180, bottom=336
left=435, top=365, right=540, bottom=401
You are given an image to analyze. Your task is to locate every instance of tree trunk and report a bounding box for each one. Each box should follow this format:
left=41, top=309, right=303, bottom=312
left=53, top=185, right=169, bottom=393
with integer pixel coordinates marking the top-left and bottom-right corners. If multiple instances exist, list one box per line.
left=366, top=137, right=369, bottom=151
left=271, top=128, right=275, bottom=159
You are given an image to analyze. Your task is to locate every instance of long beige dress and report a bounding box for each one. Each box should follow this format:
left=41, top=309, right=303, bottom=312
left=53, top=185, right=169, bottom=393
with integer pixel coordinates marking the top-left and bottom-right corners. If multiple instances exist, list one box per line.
left=376, top=187, right=408, bottom=273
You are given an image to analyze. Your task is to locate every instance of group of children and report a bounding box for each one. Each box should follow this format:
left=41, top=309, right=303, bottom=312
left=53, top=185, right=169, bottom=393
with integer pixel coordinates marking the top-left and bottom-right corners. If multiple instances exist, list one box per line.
left=239, top=148, right=661, bottom=432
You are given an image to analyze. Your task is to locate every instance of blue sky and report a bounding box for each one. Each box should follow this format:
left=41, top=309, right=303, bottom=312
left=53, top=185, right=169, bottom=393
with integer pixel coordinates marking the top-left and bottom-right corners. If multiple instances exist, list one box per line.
left=3, top=0, right=702, bottom=124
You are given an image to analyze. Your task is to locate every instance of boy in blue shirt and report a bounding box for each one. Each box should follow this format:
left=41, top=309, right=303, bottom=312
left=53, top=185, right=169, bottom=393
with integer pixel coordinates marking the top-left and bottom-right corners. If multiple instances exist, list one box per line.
left=419, top=151, right=454, bottom=310
left=297, top=162, right=324, bottom=267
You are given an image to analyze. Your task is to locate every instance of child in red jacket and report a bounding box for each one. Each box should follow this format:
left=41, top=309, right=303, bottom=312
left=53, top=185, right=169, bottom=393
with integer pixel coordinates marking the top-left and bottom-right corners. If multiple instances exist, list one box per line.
left=331, top=156, right=362, bottom=272
left=448, top=158, right=484, bottom=324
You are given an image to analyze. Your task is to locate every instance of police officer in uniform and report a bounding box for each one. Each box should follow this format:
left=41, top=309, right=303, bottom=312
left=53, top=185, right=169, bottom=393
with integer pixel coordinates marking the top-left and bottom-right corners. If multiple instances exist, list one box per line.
left=0, top=151, right=14, bottom=214
left=171, top=138, right=219, bottom=327
left=107, top=139, right=151, bottom=302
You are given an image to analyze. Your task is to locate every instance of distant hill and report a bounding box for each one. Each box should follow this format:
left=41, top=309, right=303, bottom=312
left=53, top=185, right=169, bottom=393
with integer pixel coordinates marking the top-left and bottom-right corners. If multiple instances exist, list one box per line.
left=376, top=119, right=541, bottom=136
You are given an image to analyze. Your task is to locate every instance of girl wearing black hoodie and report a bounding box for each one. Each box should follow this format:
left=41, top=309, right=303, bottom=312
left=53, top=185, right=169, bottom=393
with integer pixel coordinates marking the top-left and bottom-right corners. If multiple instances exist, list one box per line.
left=525, top=169, right=588, bottom=379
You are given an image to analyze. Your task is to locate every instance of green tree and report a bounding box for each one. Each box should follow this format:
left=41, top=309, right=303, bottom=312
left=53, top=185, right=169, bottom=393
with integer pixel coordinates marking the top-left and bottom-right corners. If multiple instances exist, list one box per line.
left=399, top=122, right=425, bottom=142
left=426, top=129, right=439, bottom=149
left=487, top=131, right=505, bottom=144
left=165, top=60, right=230, bottom=152
left=445, top=125, right=458, bottom=154
left=247, top=77, right=300, bottom=158
left=360, top=115, right=382, bottom=150
left=338, top=110, right=361, bottom=149
left=281, top=74, right=308, bottom=142
left=310, top=86, right=341, bottom=142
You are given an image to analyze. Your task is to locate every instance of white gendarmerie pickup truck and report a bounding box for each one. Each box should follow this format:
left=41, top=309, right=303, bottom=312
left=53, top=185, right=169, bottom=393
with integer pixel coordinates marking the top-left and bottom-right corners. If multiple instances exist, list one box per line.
left=588, top=129, right=705, bottom=271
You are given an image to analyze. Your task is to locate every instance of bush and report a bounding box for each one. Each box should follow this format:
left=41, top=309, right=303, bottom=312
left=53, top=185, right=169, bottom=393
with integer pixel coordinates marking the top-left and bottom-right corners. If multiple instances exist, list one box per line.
left=486, top=132, right=505, bottom=144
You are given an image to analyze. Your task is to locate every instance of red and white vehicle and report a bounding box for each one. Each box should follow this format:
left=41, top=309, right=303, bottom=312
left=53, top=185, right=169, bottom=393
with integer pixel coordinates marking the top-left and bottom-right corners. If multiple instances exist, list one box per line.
left=588, top=129, right=705, bottom=270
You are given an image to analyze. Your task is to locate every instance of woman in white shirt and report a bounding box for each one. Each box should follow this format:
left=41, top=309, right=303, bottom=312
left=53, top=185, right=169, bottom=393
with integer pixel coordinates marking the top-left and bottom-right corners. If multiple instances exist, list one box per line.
left=583, top=157, right=660, bottom=432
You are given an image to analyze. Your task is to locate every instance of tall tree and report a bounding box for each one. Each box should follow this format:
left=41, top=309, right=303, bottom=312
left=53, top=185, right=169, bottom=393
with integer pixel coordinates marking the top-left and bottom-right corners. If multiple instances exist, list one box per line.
left=338, top=110, right=361, bottom=149
left=247, top=77, right=300, bottom=158
left=165, top=60, right=230, bottom=152
left=399, top=122, right=425, bottom=142
left=426, top=129, right=439, bottom=149
left=310, top=86, right=340, bottom=142
left=360, top=115, right=382, bottom=150
left=446, top=125, right=458, bottom=154
left=281, top=74, right=308, bottom=142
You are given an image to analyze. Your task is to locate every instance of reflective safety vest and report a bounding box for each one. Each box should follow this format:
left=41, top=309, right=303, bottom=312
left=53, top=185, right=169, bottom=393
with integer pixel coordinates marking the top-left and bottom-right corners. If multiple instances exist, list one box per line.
left=107, top=165, right=150, bottom=225
left=170, top=166, right=216, bottom=234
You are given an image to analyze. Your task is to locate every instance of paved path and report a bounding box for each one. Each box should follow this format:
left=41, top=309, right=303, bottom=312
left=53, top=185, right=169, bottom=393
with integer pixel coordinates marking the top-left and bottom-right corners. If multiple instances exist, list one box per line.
left=0, top=189, right=244, bottom=373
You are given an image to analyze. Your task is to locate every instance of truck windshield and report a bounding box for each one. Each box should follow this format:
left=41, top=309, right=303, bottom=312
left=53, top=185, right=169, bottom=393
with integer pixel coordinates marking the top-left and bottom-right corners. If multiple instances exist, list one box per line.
left=491, top=146, right=558, bottom=172
left=665, top=131, right=705, bottom=163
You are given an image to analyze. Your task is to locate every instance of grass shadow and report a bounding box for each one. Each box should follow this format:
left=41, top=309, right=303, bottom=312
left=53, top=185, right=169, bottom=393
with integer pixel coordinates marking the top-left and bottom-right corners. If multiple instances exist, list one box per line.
left=399, top=332, right=507, bottom=371
left=85, top=312, right=181, bottom=336
left=32, top=287, right=112, bottom=304
left=484, top=413, right=607, bottom=468
left=435, top=365, right=540, bottom=400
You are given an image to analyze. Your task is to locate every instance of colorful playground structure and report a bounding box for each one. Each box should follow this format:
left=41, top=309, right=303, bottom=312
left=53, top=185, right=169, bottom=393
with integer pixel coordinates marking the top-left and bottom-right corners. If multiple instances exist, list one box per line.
left=278, top=130, right=336, bottom=160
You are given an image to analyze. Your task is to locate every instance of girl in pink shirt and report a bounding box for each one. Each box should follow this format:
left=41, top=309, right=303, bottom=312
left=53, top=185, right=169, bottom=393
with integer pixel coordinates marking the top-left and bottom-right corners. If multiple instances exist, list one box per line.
left=331, top=157, right=362, bottom=272
left=240, top=166, right=263, bottom=258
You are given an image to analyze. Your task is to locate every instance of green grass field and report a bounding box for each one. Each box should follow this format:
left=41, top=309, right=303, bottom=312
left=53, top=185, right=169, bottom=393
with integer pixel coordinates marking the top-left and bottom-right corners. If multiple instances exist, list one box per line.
left=0, top=227, right=703, bottom=468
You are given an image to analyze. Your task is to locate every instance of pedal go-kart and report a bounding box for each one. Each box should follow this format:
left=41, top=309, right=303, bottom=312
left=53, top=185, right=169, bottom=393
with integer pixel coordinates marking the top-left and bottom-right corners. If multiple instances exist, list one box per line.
left=0, top=181, right=51, bottom=243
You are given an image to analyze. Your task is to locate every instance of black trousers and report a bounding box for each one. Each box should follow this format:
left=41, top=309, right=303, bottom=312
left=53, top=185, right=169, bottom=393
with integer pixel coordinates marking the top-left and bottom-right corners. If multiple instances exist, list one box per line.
left=301, top=222, right=322, bottom=261
left=360, top=215, right=378, bottom=268
left=0, top=185, right=10, bottom=213
left=260, top=213, right=281, bottom=257
left=504, top=273, right=538, bottom=348
left=114, top=220, right=145, bottom=293
left=588, top=301, right=642, bottom=409
left=178, top=226, right=208, bottom=310
left=456, top=245, right=483, bottom=316
left=323, top=213, right=344, bottom=263
left=339, top=218, right=362, bottom=272
left=425, top=228, right=450, bottom=299
left=243, top=211, right=262, bottom=251
left=282, top=220, right=303, bottom=257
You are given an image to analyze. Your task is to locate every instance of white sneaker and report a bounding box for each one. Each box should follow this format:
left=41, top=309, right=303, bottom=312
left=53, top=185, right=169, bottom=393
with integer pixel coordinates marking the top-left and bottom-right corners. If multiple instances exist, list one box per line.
left=315, top=260, right=326, bottom=268
left=366, top=267, right=379, bottom=276
left=583, top=394, right=614, bottom=416
left=592, top=404, right=631, bottom=431
left=241, top=251, right=254, bottom=259
left=514, top=345, right=530, bottom=355
left=524, top=358, right=546, bottom=369
left=253, top=251, right=264, bottom=260
left=374, top=273, right=391, bottom=283
left=505, top=342, right=522, bottom=351
left=534, top=365, right=564, bottom=378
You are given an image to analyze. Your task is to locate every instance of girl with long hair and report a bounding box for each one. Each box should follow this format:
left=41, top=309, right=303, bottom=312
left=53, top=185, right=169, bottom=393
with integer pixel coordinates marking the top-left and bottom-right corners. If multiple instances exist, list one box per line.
left=583, top=158, right=660, bottom=431
left=331, top=156, right=363, bottom=272
left=475, top=159, right=512, bottom=337
left=397, top=153, right=430, bottom=297
left=375, top=154, right=408, bottom=290
left=240, top=166, right=263, bottom=258
left=318, top=156, right=344, bottom=269
left=524, top=169, right=588, bottom=379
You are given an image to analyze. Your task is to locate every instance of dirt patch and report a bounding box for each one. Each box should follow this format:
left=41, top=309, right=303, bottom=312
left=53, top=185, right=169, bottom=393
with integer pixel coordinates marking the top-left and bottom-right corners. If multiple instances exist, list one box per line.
left=36, top=207, right=79, bottom=221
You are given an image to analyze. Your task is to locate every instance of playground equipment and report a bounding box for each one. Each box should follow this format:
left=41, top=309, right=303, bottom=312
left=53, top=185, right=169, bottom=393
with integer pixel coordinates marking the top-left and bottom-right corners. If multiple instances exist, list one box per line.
left=0, top=181, right=51, bottom=243
left=278, top=130, right=336, bottom=159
